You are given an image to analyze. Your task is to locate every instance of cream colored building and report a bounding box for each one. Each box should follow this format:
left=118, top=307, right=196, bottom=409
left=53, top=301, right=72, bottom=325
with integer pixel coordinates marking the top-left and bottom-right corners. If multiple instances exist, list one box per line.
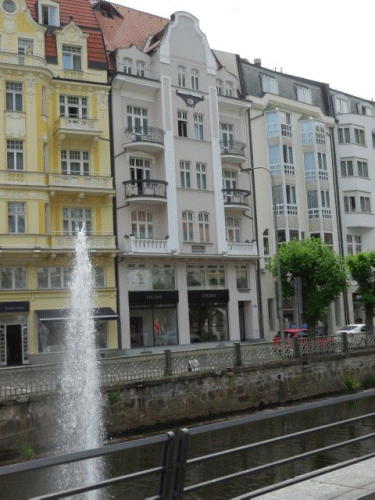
left=95, top=7, right=260, bottom=350
left=0, top=0, right=118, bottom=365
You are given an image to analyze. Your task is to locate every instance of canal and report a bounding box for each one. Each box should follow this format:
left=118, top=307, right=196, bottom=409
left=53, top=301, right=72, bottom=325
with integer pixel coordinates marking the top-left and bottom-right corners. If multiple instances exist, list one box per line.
left=1, top=394, right=375, bottom=499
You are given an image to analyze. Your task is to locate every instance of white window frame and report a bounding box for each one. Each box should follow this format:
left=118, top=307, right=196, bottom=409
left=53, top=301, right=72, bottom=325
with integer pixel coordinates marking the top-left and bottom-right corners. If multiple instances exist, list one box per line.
left=341, top=159, right=354, bottom=177
left=296, top=85, right=312, bottom=104
left=347, top=235, right=362, bottom=255
left=177, top=110, right=188, bottom=137
left=178, top=66, right=186, bottom=87
left=39, top=0, right=59, bottom=26
left=62, top=45, right=82, bottom=71
left=225, top=81, right=233, bottom=97
left=127, top=106, right=148, bottom=132
left=63, top=208, right=92, bottom=235
left=191, top=68, right=199, bottom=90
left=220, top=123, right=234, bottom=144
left=37, top=267, right=72, bottom=289
left=360, top=196, right=371, bottom=213
left=8, top=202, right=26, bottom=234
left=180, top=161, right=191, bottom=188
left=216, top=79, right=222, bottom=95
left=136, top=61, right=145, bottom=77
left=196, top=163, right=206, bottom=190
left=338, top=127, right=351, bottom=144
left=131, top=210, right=153, bottom=239
left=61, top=150, right=89, bottom=176
left=182, top=211, right=194, bottom=242
left=59, top=95, right=87, bottom=118
left=7, top=140, right=24, bottom=170
left=18, top=38, right=33, bottom=55
left=193, top=113, right=204, bottom=140
left=226, top=217, right=240, bottom=242
left=357, top=160, right=369, bottom=178
left=354, top=127, right=366, bottom=146
left=0, top=268, right=27, bottom=290
left=123, top=57, right=132, bottom=74
left=6, top=81, right=23, bottom=112
left=261, top=74, right=278, bottom=94
left=222, top=169, right=237, bottom=190
left=198, top=212, right=210, bottom=242
left=336, top=97, right=349, bottom=114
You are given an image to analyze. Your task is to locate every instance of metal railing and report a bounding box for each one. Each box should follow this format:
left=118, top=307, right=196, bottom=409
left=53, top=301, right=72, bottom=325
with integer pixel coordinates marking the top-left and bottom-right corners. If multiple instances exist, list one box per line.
left=124, top=179, right=168, bottom=199
left=2, top=390, right=375, bottom=499
left=124, top=126, right=164, bottom=146
left=222, top=188, right=251, bottom=206
left=220, top=140, right=246, bottom=157
left=1, top=333, right=375, bottom=399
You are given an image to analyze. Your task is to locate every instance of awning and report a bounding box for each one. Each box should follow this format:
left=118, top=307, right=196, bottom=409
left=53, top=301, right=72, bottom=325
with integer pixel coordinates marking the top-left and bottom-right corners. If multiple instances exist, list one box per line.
left=35, top=308, right=118, bottom=322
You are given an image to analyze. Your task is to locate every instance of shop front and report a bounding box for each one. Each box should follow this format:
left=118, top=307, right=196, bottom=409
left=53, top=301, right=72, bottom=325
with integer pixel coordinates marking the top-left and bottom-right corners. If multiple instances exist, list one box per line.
left=0, top=301, right=29, bottom=366
left=35, top=307, right=118, bottom=354
left=129, top=290, right=179, bottom=347
left=188, top=290, right=229, bottom=343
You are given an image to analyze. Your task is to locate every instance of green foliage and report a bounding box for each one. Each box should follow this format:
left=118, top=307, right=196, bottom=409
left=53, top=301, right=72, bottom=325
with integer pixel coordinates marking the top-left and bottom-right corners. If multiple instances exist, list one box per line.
left=342, top=375, right=360, bottom=392
left=346, top=251, right=375, bottom=329
left=342, top=375, right=360, bottom=393
left=108, top=389, right=121, bottom=405
left=268, top=238, right=348, bottom=326
left=362, top=374, right=375, bottom=389
left=20, top=444, right=34, bottom=459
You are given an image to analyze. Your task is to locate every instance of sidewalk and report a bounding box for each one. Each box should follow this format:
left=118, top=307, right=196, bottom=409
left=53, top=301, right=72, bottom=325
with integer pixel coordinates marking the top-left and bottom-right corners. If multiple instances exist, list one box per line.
left=257, top=457, right=375, bottom=499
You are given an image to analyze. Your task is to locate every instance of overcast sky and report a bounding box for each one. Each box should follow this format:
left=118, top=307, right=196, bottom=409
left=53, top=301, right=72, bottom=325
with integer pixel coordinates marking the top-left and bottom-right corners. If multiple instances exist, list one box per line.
left=112, top=0, right=374, bottom=102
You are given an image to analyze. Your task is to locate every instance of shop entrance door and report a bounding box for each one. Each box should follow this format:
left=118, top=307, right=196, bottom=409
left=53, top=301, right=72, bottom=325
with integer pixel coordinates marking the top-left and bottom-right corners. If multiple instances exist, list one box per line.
left=239, top=301, right=246, bottom=341
left=6, top=324, right=23, bottom=366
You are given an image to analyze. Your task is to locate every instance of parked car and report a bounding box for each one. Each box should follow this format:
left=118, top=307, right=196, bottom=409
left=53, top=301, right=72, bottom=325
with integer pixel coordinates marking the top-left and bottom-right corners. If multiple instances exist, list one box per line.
left=334, top=324, right=373, bottom=349
left=335, top=324, right=367, bottom=335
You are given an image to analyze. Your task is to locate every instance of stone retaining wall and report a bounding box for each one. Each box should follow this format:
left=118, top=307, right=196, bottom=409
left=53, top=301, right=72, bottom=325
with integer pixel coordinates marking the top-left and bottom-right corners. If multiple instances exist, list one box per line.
left=2, top=351, right=375, bottom=458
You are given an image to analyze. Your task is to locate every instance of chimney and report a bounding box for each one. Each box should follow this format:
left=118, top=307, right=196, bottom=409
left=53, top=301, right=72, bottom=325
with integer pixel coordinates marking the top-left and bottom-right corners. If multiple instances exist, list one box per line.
left=254, top=58, right=261, bottom=67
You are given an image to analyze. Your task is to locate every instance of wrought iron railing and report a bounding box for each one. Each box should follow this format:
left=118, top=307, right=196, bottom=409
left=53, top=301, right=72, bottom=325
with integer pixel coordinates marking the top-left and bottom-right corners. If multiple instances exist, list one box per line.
left=220, top=140, right=246, bottom=156
left=124, top=179, right=167, bottom=199
left=222, top=188, right=250, bottom=206
left=124, top=126, right=164, bottom=145
left=1, top=332, right=374, bottom=399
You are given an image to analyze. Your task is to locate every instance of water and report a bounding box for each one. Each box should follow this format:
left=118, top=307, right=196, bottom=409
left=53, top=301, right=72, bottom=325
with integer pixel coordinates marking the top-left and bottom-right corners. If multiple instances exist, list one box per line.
left=2, top=396, right=375, bottom=498
left=55, top=228, right=105, bottom=498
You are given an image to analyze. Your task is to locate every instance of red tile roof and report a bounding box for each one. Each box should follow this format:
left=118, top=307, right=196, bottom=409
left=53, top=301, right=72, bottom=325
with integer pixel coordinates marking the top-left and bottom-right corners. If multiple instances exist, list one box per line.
left=25, top=0, right=108, bottom=66
left=93, top=3, right=169, bottom=54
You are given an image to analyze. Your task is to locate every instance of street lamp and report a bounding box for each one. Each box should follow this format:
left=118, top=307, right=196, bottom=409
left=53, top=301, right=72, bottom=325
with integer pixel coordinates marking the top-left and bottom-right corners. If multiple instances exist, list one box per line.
left=242, top=166, right=285, bottom=341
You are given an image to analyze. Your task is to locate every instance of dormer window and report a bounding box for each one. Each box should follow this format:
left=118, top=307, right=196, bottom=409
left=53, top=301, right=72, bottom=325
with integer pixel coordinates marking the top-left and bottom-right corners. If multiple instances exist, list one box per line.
left=136, top=61, right=145, bottom=77
left=261, top=75, right=278, bottom=94
left=62, top=45, right=81, bottom=71
left=225, top=81, right=233, bottom=97
left=39, top=0, right=59, bottom=26
left=216, top=79, right=222, bottom=95
left=336, top=97, right=349, bottom=114
left=296, top=85, right=312, bottom=104
left=123, top=58, right=132, bottom=75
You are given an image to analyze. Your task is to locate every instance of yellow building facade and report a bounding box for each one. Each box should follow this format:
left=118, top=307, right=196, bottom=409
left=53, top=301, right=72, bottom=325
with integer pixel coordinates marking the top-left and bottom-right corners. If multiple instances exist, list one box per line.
left=0, top=0, right=118, bottom=365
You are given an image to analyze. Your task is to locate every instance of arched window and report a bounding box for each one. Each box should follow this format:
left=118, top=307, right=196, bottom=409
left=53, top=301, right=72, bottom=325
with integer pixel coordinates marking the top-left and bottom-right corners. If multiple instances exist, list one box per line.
left=178, top=66, right=186, bottom=87
left=198, top=212, right=209, bottom=242
left=136, top=61, right=145, bottom=77
left=123, top=58, right=132, bottom=75
left=131, top=210, right=153, bottom=239
left=226, top=217, right=240, bottom=242
left=216, top=79, right=222, bottom=95
left=182, top=211, right=194, bottom=241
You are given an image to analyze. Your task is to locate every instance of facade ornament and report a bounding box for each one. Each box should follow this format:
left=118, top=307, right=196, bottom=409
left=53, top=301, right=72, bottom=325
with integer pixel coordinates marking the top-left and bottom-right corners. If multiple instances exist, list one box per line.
left=176, top=89, right=204, bottom=108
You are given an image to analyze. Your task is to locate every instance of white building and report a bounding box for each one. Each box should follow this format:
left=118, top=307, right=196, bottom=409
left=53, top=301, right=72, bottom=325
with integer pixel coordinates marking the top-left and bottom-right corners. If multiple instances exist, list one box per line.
left=94, top=6, right=260, bottom=350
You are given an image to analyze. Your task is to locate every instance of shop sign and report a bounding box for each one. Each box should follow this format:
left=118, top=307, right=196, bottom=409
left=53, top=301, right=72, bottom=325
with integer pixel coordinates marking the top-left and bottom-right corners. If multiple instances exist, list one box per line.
left=129, top=290, right=179, bottom=306
left=0, top=301, right=29, bottom=313
left=188, top=290, right=229, bottom=304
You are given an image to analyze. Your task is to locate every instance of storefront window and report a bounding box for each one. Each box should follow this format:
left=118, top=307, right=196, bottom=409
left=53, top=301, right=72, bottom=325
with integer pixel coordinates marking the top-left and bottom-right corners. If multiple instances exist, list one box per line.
left=130, top=305, right=178, bottom=347
left=128, top=264, right=175, bottom=291
left=189, top=304, right=228, bottom=343
left=187, top=265, right=225, bottom=288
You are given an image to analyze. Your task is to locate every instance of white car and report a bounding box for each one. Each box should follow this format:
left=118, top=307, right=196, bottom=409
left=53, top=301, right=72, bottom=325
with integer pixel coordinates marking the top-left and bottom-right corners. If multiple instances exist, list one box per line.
left=335, top=324, right=367, bottom=335
left=335, top=324, right=373, bottom=349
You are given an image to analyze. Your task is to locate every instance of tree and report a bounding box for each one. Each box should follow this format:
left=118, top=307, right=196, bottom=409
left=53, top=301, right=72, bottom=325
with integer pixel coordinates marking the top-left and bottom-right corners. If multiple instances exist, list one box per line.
left=268, top=238, right=348, bottom=333
left=346, top=251, right=375, bottom=332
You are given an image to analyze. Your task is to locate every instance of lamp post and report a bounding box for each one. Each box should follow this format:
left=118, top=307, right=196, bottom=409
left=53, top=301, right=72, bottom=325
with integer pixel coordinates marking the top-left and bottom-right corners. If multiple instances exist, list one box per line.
left=242, top=166, right=285, bottom=341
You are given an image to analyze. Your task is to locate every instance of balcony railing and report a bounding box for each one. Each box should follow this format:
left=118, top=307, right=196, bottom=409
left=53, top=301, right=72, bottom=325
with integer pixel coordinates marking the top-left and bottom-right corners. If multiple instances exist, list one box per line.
left=220, top=140, right=246, bottom=157
left=124, top=126, right=164, bottom=146
left=124, top=236, right=169, bottom=254
left=51, top=234, right=116, bottom=250
left=274, top=204, right=298, bottom=216
left=48, top=172, right=113, bottom=190
left=270, top=164, right=295, bottom=176
left=124, top=179, right=167, bottom=200
left=57, top=116, right=101, bottom=137
left=0, top=50, right=47, bottom=68
left=227, top=241, right=258, bottom=256
left=267, top=124, right=292, bottom=138
left=222, top=189, right=250, bottom=207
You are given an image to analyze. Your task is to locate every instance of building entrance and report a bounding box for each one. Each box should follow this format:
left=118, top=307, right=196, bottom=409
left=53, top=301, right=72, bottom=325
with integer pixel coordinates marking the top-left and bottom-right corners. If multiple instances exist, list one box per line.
left=6, top=324, right=23, bottom=366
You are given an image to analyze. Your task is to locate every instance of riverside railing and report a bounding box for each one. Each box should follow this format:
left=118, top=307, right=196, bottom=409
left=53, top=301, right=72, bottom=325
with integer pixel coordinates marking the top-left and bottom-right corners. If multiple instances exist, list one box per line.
left=1, top=333, right=375, bottom=399
left=2, top=390, right=375, bottom=499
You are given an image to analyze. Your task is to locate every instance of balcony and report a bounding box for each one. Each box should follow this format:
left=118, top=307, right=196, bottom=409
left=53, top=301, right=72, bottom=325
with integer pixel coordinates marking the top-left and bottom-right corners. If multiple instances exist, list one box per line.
left=222, top=189, right=251, bottom=211
left=0, top=50, right=47, bottom=68
left=227, top=241, right=258, bottom=256
left=124, top=179, right=167, bottom=204
left=270, top=164, right=295, bottom=176
left=124, top=127, right=164, bottom=153
left=124, top=236, right=170, bottom=254
left=56, top=116, right=102, bottom=140
left=0, top=170, right=47, bottom=187
left=274, top=204, right=298, bottom=216
left=50, top=234, right=116, bottom=251
left=48, top=173, right=113, bottom=192
left=0, top=235, right=50, bottom=252
left=220, top=141, right=246, bottom=164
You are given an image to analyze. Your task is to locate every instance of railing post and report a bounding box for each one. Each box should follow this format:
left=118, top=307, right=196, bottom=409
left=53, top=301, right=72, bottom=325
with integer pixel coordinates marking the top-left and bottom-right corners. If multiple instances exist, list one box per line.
left=158, top=431, right=176, bottom=500
left=234, top=342, right=242, bottom=367
left=342, top=332, right=349, bottom=353
left=293, top=338, right=300, bottom=359
left=171, top=428, right=190, bottom=500
left=165, top=350, right=172, bottom=376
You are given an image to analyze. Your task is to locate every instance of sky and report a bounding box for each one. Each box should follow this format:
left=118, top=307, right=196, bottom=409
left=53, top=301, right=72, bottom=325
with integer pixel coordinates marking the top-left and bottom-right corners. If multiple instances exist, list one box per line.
left=111, top=0, right=375, bottom=102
